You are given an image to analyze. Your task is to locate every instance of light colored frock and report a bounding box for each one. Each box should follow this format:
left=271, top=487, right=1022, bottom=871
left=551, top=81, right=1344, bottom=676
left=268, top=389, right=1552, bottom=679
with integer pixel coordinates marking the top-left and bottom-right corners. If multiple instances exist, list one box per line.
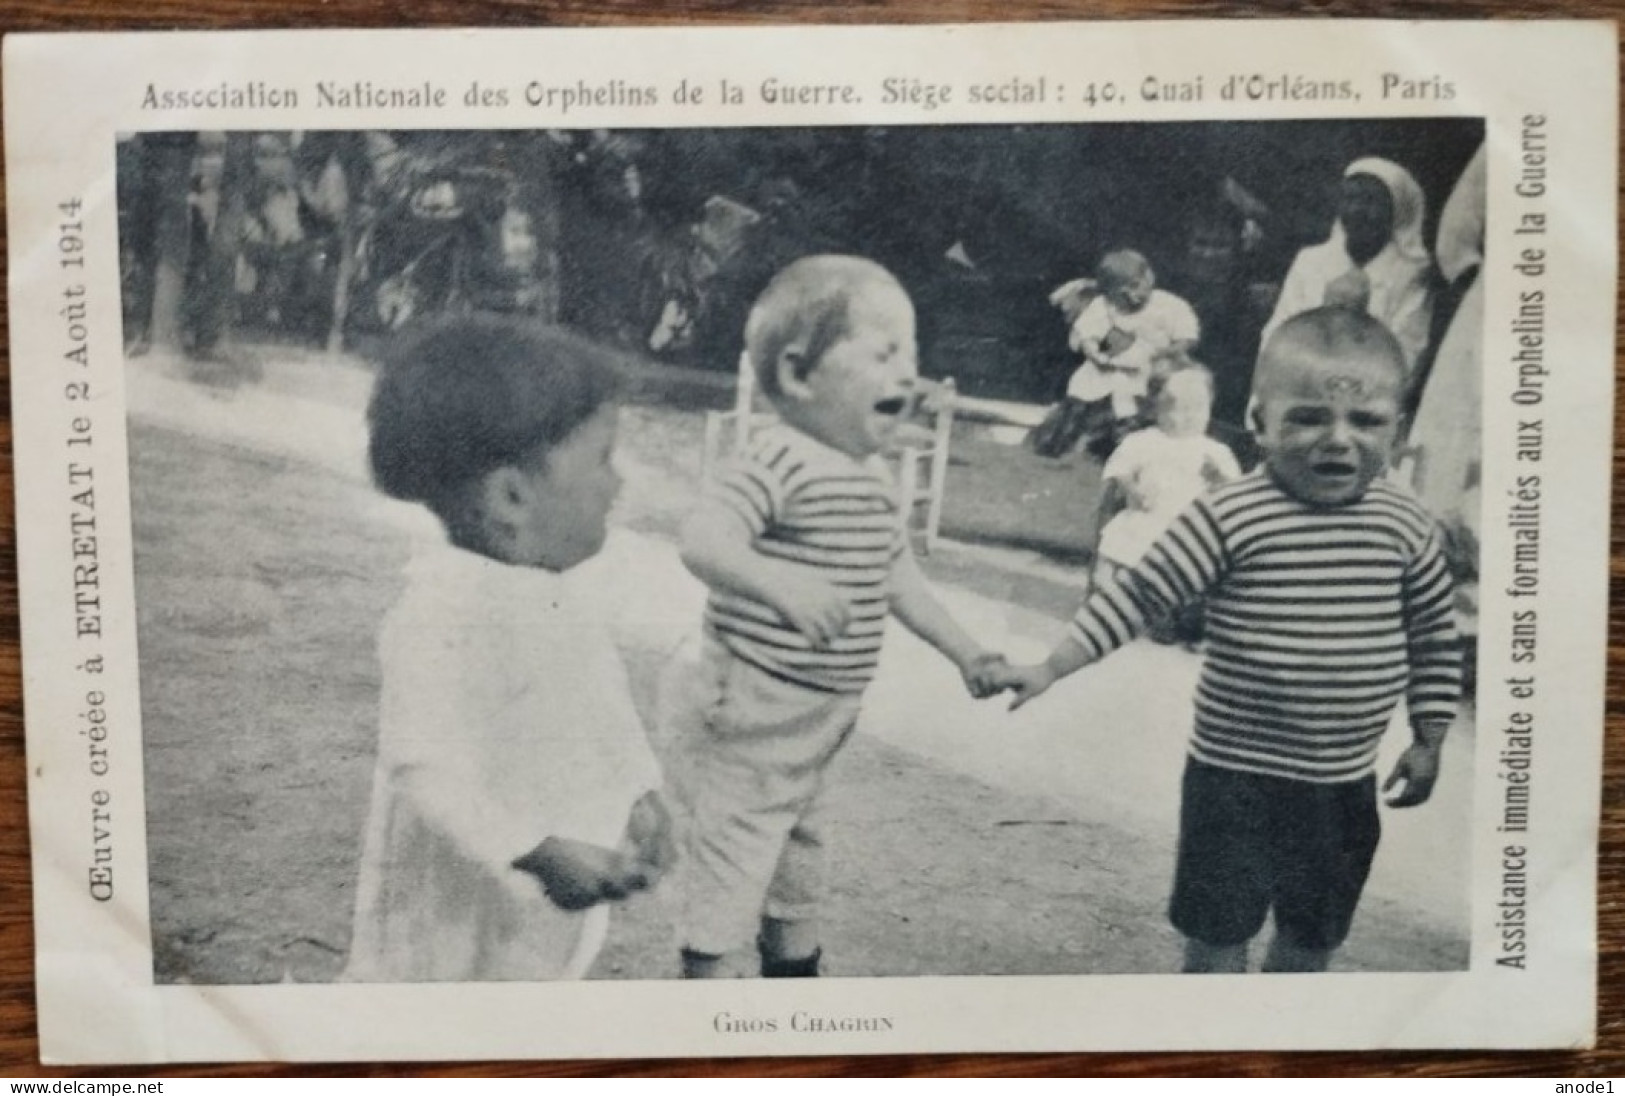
left=343, top=541, right=661, bottom=982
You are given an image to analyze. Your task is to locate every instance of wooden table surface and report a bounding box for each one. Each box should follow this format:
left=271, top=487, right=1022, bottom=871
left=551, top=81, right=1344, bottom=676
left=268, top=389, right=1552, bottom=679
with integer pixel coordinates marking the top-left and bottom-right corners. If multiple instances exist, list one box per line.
left=0, top=0, right=1619, bottom=1078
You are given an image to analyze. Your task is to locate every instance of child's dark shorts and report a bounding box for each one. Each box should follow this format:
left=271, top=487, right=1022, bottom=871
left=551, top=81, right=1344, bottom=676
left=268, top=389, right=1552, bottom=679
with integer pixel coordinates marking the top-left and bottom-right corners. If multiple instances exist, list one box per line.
left=1169, top=757, right=1381, bottom=951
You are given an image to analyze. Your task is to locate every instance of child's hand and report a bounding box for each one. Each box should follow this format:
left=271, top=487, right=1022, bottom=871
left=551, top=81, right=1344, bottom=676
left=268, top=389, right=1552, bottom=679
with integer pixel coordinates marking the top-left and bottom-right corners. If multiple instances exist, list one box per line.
left=961, top=652, right=1011, bottom=699
left=769, top=572, right=851, bottom=648
left=620, top=790, right=678, bottom=881
left=988, top=661, right=1060, bottom=711
left=1381, top=741, right=1443, bottom=808
left=512, top=837, right=649, bottom=911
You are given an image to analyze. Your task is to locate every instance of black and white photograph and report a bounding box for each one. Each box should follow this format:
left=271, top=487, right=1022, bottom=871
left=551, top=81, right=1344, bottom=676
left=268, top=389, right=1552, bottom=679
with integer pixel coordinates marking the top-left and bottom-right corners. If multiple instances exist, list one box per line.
left=5, top=21, right=1611, bottom=1061
left=118, top=118, right=1484, bottom=985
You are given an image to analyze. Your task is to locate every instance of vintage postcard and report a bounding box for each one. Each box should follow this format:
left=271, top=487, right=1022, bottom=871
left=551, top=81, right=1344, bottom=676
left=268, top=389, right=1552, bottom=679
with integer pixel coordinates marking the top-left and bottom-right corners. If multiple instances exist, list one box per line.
left=3, top=20, right=1615, bottom=1063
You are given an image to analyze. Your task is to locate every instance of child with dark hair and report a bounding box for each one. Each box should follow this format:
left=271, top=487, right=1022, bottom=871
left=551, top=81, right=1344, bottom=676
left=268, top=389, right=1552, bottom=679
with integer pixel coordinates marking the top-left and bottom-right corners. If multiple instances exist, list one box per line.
left=344, top=315, right=675, bottom=982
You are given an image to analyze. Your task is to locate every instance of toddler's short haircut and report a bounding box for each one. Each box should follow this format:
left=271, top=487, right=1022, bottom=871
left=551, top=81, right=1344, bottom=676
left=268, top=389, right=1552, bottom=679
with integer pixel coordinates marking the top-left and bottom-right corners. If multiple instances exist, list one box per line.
left=368, top=314, right=621, bottom=511
left=744, top=255, right=901, bottom=401
left=1096, top=249, right=1153, bottom=290
left=1255, top=306, right=1407, bottom=397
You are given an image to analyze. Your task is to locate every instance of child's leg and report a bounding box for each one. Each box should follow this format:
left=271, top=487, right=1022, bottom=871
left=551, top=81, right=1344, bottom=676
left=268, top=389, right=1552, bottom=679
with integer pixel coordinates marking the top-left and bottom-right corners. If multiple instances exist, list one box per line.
left=758, top=917, right=821, bottom=977
left=1090, top=558, right=1127, bottom=596
left=1070, top=396, right=1117, bottom=457
left=1033, top=397, right=1088, bottom=458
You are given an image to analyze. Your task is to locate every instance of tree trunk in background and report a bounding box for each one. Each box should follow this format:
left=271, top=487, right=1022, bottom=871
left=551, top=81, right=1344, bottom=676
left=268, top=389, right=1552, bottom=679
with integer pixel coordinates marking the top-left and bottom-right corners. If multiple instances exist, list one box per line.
left=146, top=134, right=197, bottom=352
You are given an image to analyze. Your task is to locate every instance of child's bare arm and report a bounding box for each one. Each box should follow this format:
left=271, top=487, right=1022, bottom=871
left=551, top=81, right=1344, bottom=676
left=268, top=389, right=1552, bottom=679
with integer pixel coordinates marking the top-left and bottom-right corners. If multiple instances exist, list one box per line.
left=888, top=549, right=991, bottom=687
left=680, top=500, right=850, bottom=646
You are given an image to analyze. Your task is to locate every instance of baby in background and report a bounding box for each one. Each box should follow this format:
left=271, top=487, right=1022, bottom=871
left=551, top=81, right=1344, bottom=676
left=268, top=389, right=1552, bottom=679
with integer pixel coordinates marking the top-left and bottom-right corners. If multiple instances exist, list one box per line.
left=344, top=316, right=674, bottom=983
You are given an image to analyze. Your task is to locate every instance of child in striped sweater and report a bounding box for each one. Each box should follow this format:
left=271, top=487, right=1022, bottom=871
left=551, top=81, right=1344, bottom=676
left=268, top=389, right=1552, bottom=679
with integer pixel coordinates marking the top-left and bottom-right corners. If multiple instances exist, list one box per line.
left=988, top=306, right=1462, bottom=975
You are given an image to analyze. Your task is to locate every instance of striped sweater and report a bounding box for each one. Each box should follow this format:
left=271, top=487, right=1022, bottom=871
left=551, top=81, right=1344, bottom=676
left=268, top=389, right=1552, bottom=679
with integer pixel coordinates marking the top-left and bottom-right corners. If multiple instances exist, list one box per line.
left=705, top=424, right=904, bottom=694
left=1069, top=470, right=1461, bottom=783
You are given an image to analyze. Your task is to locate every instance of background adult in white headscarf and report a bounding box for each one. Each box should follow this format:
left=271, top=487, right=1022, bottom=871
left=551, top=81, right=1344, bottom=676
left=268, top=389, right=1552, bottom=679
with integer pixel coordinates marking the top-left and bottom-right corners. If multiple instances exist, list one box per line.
left=1259, top=156, right=1436, bottom=377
